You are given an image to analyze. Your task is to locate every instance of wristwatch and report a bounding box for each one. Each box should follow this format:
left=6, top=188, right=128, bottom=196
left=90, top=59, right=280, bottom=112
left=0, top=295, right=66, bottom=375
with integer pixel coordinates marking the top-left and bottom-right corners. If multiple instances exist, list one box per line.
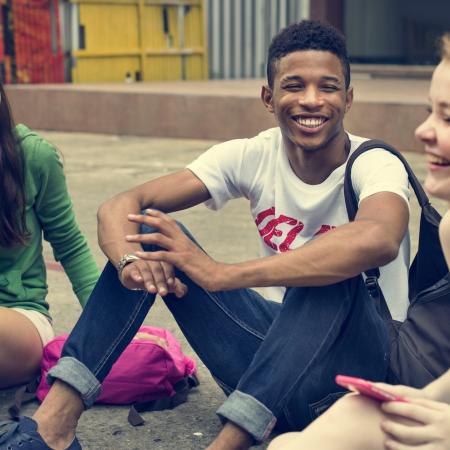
left=117, top=253, right=140, bottom=277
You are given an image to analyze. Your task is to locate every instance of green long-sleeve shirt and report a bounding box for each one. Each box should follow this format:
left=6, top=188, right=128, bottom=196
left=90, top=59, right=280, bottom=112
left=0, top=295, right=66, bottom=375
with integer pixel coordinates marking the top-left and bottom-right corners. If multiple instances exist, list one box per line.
left=0, top=125, right=100, bottom=318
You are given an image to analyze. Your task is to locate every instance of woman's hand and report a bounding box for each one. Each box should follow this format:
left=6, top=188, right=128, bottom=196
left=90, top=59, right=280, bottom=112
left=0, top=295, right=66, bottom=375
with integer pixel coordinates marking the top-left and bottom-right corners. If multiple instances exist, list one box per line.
left=374, top=383, right=427, bottom=400
left=381, top=398, right=450, bottom=450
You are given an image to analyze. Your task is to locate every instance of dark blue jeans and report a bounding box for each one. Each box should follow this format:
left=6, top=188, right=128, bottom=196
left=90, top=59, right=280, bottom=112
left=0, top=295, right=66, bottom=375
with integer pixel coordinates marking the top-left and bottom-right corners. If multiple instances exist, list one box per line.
left=48, top=224, right=389, bottom=442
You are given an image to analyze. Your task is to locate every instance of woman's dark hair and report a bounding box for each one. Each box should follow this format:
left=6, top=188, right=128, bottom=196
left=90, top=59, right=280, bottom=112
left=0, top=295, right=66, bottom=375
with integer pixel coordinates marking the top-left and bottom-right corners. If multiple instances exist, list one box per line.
left=0, top=82, right=28, bottom=247
left=266, top=20, right=351, bottom=89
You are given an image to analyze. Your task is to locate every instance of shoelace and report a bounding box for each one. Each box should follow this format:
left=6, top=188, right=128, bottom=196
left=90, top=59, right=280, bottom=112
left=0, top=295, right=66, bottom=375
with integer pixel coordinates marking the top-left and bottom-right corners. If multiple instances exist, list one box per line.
left=0, top=420, right=19, bottom=444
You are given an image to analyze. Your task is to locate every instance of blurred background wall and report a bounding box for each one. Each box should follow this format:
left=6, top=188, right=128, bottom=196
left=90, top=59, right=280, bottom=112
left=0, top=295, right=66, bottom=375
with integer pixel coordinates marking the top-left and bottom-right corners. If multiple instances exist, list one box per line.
left=0, top=0, right=447, bottom=85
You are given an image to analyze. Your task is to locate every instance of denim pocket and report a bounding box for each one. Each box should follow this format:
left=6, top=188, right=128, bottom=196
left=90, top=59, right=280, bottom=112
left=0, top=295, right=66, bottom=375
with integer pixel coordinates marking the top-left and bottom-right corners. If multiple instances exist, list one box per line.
left=308, top=391, right=347, bottom=420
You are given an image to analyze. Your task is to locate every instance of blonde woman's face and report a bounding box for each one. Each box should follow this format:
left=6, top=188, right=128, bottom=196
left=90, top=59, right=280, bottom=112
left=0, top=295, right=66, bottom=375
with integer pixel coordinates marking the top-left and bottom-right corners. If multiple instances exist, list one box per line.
left=416, top=60, right=450, bottom=201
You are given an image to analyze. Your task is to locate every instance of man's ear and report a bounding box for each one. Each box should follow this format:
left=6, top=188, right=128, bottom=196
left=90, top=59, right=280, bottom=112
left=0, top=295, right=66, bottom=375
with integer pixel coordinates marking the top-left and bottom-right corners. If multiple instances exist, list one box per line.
left=261, top=85, right=274, bottom=113
left=345, top=86, right=353, bottom=113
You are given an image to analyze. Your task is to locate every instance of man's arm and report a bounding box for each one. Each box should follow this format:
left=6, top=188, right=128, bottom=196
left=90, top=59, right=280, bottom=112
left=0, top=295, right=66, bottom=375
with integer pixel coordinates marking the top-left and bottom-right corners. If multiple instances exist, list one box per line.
left=218, top=191, right=408, bottom=289
left=98, top=169, right=210, bottom=265
left=97, top=169, right=210, bottom=294
left=128, top=191, right=408, bottom=292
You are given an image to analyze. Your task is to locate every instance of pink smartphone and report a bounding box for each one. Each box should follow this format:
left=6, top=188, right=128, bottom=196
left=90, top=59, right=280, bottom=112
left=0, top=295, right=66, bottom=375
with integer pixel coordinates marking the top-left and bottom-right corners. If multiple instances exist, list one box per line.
left=335, top=375, right=408, bottom=402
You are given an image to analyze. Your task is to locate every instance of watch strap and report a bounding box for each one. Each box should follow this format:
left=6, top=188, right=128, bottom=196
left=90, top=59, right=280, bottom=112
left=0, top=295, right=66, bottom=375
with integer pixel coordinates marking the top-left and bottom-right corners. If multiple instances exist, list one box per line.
left=117, top=253, right=140, bottom=277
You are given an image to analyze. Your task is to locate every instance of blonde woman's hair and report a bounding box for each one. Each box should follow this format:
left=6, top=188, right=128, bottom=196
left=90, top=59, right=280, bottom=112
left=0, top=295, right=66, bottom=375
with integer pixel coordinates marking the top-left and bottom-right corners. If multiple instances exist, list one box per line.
left=442, top=33, right=450, bottom=60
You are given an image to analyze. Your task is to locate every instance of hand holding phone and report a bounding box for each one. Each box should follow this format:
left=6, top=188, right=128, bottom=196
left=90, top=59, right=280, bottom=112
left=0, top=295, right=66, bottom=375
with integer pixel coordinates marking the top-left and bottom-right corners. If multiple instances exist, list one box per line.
left=335, top=375, right=409, bottom=403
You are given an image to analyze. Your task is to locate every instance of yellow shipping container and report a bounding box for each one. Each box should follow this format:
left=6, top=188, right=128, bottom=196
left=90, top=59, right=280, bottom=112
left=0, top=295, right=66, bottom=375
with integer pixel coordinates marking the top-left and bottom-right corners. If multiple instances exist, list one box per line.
left=71, top=0, right=207, bottom=82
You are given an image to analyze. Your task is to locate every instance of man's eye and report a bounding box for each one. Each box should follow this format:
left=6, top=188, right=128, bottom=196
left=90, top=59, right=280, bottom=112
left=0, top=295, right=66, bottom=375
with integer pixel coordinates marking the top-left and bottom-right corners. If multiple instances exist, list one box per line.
left=321, top=85, right=338, bottom=91
left=284, top=85, right=302, bottom=90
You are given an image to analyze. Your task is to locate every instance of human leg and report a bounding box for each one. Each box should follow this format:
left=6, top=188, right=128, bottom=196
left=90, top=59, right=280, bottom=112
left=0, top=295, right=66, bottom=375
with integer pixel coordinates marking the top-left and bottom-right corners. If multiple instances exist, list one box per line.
left=0, top=307, right=47, bottom=389
left=213, top=276, right=389, bottom=445
left=31, top=261, right=154, bottom=449
left=13, top=224, right=279, bottom=449
left=268, top=394, right=387, bottom=450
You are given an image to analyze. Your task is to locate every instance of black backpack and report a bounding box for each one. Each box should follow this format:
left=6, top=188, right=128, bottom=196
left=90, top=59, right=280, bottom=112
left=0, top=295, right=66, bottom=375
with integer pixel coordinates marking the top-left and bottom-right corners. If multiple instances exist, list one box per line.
left=344, top=139, right=450, bottom=388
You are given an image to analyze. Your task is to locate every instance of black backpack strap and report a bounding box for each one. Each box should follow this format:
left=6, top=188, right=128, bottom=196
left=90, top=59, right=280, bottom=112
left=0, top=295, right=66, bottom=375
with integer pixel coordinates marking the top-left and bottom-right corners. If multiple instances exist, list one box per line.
left=344, top=139, right=430, bottom=218
left=8, top=379, right=39, bottom=420
left=343, top=139, right=431, bottom=320
left=127, top=374, right=200, bottom=426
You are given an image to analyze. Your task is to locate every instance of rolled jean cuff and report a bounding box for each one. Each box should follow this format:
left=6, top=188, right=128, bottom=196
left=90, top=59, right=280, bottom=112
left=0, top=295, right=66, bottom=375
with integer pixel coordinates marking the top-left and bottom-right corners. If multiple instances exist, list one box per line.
left=47, top=356, right=101, bottom=409
left=216, top=390, right=277, bottom=443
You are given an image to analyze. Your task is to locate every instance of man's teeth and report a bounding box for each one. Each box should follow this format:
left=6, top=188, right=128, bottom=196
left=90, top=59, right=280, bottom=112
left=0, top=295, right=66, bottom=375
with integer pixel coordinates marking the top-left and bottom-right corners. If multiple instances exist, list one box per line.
left=428, top=154, right=450, bottom=166
left=296, top=117, right=325, bottom=128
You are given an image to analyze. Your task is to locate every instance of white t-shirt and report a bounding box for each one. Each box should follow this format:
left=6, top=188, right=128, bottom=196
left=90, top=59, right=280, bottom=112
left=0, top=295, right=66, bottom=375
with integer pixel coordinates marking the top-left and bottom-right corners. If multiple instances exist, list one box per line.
left=187, top=127, right=410, bottom=321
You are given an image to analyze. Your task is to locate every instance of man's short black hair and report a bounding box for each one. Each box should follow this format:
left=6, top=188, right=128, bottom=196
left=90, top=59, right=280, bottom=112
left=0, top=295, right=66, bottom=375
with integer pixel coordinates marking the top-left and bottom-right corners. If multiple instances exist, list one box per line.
left=266, top=20, right=351, bottom=89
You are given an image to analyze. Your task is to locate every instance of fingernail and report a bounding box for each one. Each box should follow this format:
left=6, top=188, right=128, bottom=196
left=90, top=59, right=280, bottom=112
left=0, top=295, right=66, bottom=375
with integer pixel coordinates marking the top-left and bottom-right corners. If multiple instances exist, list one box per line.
left=167, top=278, right=174, bottom=285
left=159, top=288, right=167, bottom=295
left=128, top=214, right=137, bottom=218
left=145, top=209, right=155, bottom=214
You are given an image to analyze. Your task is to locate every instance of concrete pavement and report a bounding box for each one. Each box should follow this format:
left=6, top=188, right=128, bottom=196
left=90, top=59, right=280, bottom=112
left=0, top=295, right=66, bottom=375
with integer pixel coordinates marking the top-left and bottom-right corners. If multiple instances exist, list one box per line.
left=0, top=130, right=446, bottom=449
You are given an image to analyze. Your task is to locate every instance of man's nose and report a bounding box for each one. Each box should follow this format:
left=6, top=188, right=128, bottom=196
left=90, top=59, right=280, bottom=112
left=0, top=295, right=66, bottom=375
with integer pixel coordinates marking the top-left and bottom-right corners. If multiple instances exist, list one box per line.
left=298, top=86, right=323, bottom=108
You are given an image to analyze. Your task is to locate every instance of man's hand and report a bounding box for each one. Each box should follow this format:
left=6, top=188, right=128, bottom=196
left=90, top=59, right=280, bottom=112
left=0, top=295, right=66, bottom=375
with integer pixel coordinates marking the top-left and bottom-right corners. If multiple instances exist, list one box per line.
left=119, top=258, right=187, bottom=298
left=125, top=210, right=225, bottom=292
left=381, top=398, right=450, bottom=450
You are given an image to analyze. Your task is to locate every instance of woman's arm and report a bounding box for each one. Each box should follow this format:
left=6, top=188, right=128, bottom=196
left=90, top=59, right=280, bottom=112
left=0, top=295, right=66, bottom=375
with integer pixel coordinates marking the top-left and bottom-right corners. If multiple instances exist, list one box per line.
left=33, top=137, right=99, bottom=307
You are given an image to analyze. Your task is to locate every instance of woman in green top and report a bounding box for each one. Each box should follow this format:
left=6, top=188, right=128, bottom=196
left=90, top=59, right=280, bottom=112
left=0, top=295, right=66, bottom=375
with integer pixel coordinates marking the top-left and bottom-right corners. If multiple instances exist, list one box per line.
left=0, top=82, right=99, bottom=389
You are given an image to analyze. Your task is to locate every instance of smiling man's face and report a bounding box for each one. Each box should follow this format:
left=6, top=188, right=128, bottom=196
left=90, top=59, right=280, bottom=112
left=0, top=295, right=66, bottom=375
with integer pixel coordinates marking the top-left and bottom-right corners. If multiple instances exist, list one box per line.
left=262, top=50, right=353, bottom=154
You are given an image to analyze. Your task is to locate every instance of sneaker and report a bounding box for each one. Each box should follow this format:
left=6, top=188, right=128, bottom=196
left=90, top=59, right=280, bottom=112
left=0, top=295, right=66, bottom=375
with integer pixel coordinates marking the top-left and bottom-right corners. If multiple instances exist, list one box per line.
left=0, top=417, right=81, bottom=450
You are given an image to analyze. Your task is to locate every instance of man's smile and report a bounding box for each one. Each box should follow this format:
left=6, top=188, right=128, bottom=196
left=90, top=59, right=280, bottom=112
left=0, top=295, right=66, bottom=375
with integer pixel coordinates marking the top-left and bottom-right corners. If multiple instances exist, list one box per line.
left=291, top=114, right=329, bottom=133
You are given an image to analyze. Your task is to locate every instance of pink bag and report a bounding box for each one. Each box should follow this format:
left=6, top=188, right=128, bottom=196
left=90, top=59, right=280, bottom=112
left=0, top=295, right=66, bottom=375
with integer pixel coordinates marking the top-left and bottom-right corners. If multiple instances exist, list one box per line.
left=36, top=326, right=199, bottom=425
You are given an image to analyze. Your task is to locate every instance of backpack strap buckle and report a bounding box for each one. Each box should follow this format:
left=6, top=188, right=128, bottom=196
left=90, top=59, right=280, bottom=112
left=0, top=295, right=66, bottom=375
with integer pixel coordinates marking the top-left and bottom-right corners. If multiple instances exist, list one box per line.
left=365, top=276, right=380, bottom=299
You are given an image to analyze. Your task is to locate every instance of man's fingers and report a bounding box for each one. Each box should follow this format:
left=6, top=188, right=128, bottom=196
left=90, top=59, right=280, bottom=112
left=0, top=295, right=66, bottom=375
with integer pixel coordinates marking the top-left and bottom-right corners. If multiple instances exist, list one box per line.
left=120, top=264, right=145, bottom=290
left=135, top=250, right=175, bottom=265
left=172, top=278, right=188, bottom=298
left=161, top=262, right=175, bottom=286
left=126, top=232, right=173, bottom=250
left=127, top=265, right=143, bottom=283
left=128, top=210, right=176, bottom=228
left=137, top=263, right=157, bottom=293
left=149, top=262, right=169, bottom=296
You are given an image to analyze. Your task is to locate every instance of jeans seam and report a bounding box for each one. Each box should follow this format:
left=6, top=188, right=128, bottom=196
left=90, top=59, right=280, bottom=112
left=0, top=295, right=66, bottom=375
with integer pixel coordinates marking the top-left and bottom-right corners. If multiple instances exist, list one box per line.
left=272, top=300, right=347, bottom=412
left=91, top=290, right=149, bottom=377
left=200, top=288, right=267, bottom=340
left=282, top=405, right=295, bottom=429
left=213, top=374, right=235, bottom=395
